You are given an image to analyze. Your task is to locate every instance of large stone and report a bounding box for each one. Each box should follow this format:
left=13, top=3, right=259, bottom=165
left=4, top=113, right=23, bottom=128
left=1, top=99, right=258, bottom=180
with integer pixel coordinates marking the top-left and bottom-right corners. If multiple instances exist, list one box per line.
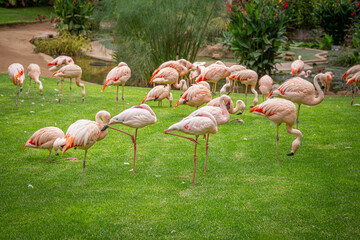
left=276, top=54, right=283, bottom=59
left=212, top=53, right=222, bottom=60
left=285, top=56, right=294, bottom=61
left=286, top=51, right=296, bottom=56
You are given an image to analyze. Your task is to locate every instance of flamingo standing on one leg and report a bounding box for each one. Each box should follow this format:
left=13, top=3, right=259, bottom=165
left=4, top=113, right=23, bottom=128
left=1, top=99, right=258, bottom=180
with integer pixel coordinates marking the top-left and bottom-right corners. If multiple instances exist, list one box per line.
left=175, top=82, right=212, bottom=109
left=268, top=75, right=324, bottom=129
left=23, top=127, right=65, bottom=160
left=51, top=64, right=85, bottom=102
left=291, top=56, right=304, bottom=75
left=48, top=56, right=74, bottom=97
left=8, top=63, right=25, bottom=108
left=228, top=69, right=259, bottom=107
left=195, top=62, right=231, bottom=96
left=164, top=111, right=217, bottom=185
left=102, top=62, right=131, bottom=113
left=59, top=110, right=111, bottom=187
left=141, top=85, right=173, bottom=107
left=108, top=104, right=157, bottom=173
left=250, top=98, right=302, bottom=161
left=27, top=64, right=43, bottom=99
left=258, top=75, right=273, bottom=101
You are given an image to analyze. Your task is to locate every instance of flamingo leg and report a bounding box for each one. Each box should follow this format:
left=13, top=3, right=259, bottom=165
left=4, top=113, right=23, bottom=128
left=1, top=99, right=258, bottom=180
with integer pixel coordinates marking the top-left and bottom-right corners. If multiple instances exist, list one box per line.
left=33, top=82, right=36, bottom=100
left=116, top=86, right=119, bottom=114
left=133, top=129, right=138, bottom=173
left=48, top=149, right=52, bottom=161
left=69, top=78, right=72, bottom=103
left=61, top=78, right=64, bottom=95
left=276, top=124, right=280, bottom=162
left=296, top=104, right=301, bottom=129
left=163, top=130, right=200, bottom=144
left=15, top=84, right=19, bottom=109
left=193, top=137, right=198, bottom=185
left=82, top=150, right=87, bottom=188
left=351, top=86, right=355, bottom=105
left=245, top=85, right=248, bottom=106
left=122, top=84, right=125, bottom=110
left=27, top=79, right=31, bottom=98
left=204, top=133, right=210, bottom=172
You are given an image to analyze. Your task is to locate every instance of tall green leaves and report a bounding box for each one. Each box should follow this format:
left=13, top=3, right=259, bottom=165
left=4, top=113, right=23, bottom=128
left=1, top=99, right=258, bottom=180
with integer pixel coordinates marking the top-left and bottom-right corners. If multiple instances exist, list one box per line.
left=97, top=0, right=222, bottom=84
left=227, top=0, right=290, bottom=75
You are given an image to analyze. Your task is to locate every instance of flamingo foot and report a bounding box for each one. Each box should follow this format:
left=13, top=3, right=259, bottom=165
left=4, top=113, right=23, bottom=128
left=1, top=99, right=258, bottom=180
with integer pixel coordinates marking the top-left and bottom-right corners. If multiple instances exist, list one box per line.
left=212, top=91, right=216, bottom=96
left=287, top=152, right=294, bottom=156
left=26, top=92, right=29, bottom=98
left=230, top=118, right=244, bottom=123
left=351, top=99, right=354, bottom=105
left=82, top=98, right=84, bottom=102
left=122, top=96, right=124, bottom=101
left=58, top=96, right=61, bottom=103
left=116, top=96, right=118, bottom=101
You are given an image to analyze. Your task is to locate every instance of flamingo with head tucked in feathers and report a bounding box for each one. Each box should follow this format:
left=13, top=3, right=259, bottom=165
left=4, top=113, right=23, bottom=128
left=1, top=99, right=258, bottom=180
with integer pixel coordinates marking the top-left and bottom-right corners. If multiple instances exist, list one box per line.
left=142, top=84, right=173, bottom=107
left=228, top=69, right=258, bottom=107
left=102, top=62, right=131, bottom=113
left=56, top=110, right=111, bottom=187
left=151, top=60, right=189, bottom=83
left=318, top=71, right=334, bottom=93
left=268, top=75, right=324, bottom=129
left=342, top=65, right=360, bottom=105
left=51, top=64, right=85, bottom=102
left=23, top=127, right=65, bottom=161
left=250, top=98, right=302, bottom=161
left=258, top=75, right=273, bottom=101
left=8, top=63, right=25, bottom=108
left=346, top=72, right=360, bottom=105
left=175, top=82, right=211, bottom=109
left=48, top=56, right=74, bottom=96
left=291, top=56, right=304, bottom=75
left=108, top=104, right=157, bottom=174
left=27, top=64, right=43, bottom=99
left=164, top=111, right=217, bottom=185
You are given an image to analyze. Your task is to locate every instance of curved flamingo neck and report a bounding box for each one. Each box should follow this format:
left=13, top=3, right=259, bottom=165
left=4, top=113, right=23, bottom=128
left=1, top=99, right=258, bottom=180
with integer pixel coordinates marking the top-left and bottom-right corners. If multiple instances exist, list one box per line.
left=219, top=96, right=230, bottom=121
left=312, top=75, right=324, bottom=105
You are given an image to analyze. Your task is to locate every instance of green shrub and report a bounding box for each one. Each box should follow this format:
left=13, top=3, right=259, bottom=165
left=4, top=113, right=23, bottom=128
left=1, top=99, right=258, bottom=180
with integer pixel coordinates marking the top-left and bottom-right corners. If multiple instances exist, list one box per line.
left=32, top=31, right=91, bottom=56
left=315, top=0, right=359, bottom=45
left=316, top=33, right=333, bottom=50
left=287, top=0, right=320, bottom=30
left=95, top=0, right=222, bottom=82
left=53, top=0, right=94, bottom=35
left=328, top=50, right=360, bottom=67
left=227, top=0, right=291, bottom=75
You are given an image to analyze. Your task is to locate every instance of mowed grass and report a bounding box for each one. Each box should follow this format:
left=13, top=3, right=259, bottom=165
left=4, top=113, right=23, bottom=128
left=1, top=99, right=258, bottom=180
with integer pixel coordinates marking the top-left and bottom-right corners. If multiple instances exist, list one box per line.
left=0, top=7, right=53, bottom=25
left=0, top=73, right=360, bottom=239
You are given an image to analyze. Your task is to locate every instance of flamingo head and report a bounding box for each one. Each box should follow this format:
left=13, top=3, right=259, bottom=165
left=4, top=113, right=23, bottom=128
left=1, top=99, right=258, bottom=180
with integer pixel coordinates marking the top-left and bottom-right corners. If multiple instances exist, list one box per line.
left=53, top=138, right=66, bottom=154
left=51, top=70, right=64, bottom=78
left=346, top=78, right=355, bottom=85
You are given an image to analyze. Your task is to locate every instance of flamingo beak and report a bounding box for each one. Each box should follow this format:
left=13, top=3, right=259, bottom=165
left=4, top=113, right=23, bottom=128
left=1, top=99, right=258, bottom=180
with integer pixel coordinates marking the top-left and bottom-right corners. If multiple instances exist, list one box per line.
left=101, top=125, right=109, bottom=131
left=51, top=71, right=58, bottom=78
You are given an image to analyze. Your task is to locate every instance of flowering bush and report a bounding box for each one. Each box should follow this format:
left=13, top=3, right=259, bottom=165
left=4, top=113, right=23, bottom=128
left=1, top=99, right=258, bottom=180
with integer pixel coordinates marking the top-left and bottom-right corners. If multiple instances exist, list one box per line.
left=315, top=0, right=360, bottom=45
left=227, top=0, right=291, bottom=75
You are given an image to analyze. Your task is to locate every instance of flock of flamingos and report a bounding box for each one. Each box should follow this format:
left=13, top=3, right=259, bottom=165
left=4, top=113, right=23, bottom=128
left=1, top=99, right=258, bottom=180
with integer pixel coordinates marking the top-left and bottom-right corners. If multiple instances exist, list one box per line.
left=7, top=55, right=360, bottom=186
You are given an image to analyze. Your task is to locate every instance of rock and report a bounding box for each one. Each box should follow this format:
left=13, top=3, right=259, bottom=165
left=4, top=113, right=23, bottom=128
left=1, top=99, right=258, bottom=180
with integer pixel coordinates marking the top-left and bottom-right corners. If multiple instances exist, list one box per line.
left=212, top=53, right=222, bottom=60
left=285, top=52, right=296, bottom=56
left=276, top=54, right=283, bottom=59
left=336, top=91, right=352, bottom=96
left=285, top=56, right=294, bottom=61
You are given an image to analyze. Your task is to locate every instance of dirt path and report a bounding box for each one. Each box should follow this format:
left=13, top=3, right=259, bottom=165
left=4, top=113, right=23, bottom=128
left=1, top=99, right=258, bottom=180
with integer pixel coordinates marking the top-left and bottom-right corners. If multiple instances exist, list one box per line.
left=0, top=22, right=56, bottom=77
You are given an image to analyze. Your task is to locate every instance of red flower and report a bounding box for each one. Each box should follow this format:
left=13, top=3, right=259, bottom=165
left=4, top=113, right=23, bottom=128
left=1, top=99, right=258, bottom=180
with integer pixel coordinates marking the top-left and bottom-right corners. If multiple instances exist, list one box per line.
left=58, top=19, right=61, bottom=23
left=351, top=12, right=355, bottom=16
left=37, top=14, right=40, bottom=16
left=29, top=39, right=32, bottom=42
left=357, top=2, right=360, bottom=7
left=35, top=17, right=38, bottom=20
left=282, top=1, right=289, bottom=9
left=227, top=7, right=231, bottom=12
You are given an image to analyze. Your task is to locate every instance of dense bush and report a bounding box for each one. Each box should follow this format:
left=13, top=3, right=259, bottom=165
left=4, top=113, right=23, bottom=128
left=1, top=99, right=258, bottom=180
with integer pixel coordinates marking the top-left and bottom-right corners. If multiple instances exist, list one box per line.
left=53, top=0, right=94, bottom=35
left=227, top=0, right=291, bottom=75
left=287, top=0, right=320, bottom=30
left=0, top=0, right=49, bottom=7
left=32, top=30, right=91, bottom=56
left=94, top=0, right=222, bottom=82
left=315, top=0, right=359, bottom=45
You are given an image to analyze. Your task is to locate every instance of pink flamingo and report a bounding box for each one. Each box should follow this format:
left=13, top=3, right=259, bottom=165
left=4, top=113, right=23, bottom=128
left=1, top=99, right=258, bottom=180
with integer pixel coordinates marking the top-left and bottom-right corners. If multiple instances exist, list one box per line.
left=108, top=104, right=157, bottom=173
left=175, top=82, right=211, bottom=109
left=51, top=64, right=85, bottom=102
left=346, top=72, right=360, bottom=104
left=225, top=64, right=247, bottom=95
left=318, top=72, right=334, bottom=93
left=141, top=85, right=173, bottom=107
left=60, top=110, right=111, bottom=187
left=8, top=63, right=25, bottom=108
left=258, top=75, right=273, bottom=101
left=164, top=111, right=217, bottom=185
left=291, top=56, right=304, bottom=75
left=27, top=64, right=43, bottom=99
left=48, top=56, right=74, bottom=96
left=298, top=70, right=312, bottom=79
left=250, top=98, right=302, bottom=161
left=207, top=96, right=245, bottom=115
left=190, top=65, right=205, bottom=83
left=102, top=62, right=131, bottom=113
left=196, top=62, right=231, bottom=95
left=268, top=75, right=324, bottom=129
left=151, top=60, right=189, bottom=82
left=228, top=69, right=259, bottom=107
left=23, top=127, right=65, bottom=161
left=342, top=65, right=360, bottom=105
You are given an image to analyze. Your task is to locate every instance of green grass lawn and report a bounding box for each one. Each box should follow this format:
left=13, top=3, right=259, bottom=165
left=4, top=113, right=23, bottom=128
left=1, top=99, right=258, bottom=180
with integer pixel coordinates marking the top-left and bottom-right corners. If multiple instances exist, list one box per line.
left=0, top=7, right=53, bottom=25
left=1, top=74, right=360, bottom=239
